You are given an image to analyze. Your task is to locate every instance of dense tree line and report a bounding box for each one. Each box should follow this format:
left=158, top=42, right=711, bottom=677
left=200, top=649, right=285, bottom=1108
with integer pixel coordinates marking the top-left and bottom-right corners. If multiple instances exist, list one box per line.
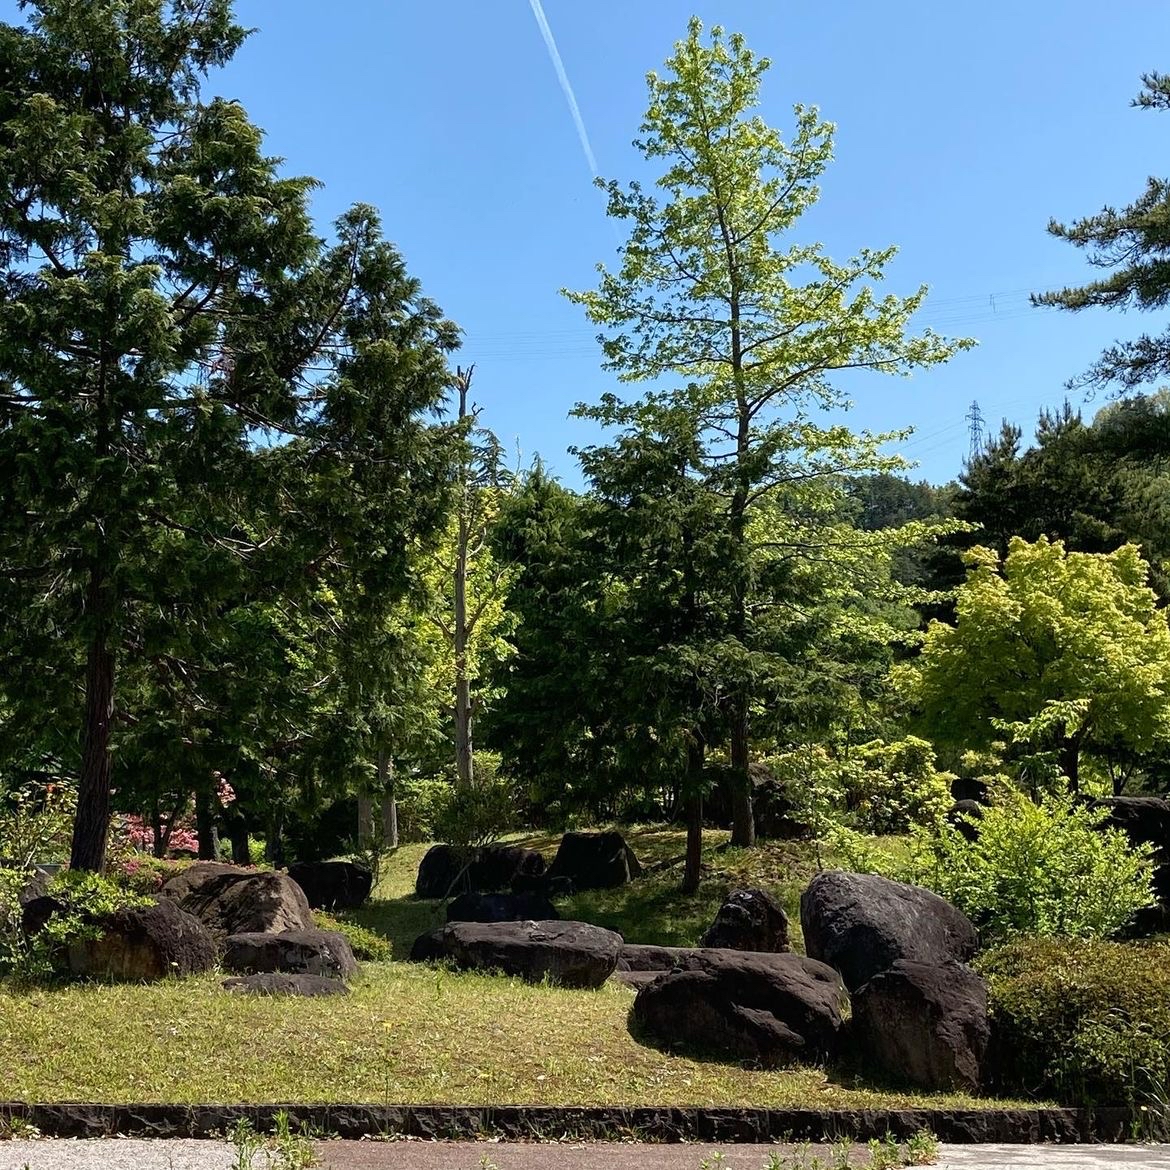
left=2, top=5, right=1170, bottom=880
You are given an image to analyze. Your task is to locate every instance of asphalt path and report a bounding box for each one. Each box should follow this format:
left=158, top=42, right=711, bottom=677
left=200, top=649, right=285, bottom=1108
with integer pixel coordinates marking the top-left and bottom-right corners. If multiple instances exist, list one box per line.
left=2, top=1142, right=1170, bottom=1170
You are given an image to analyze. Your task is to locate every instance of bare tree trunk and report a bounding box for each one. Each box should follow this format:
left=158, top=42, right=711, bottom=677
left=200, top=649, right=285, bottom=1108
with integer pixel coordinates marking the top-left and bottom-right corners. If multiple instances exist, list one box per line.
left=728, top=704, right=755, bottom=847
left=1059, top=734, right=1082, bottom=794
left=71, top=569, right=114, bottom=872
left=682, top=736, right=705, bottom=895
left=228, top=819, right=251, bottom=865
left=379, top=746, right=398, bottom=849
left=453, top=366, right=475, bottom=788
left=356, top=791, right=374, bottom=848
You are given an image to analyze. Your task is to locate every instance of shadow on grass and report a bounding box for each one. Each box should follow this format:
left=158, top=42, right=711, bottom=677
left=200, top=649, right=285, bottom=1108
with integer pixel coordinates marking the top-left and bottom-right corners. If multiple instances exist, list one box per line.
left=349, top=894, right=445, bottom=961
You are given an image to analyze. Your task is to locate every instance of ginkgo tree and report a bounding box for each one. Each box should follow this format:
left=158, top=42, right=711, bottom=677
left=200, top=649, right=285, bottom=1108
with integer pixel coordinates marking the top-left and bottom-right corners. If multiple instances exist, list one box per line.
left=904, top=537, right=1170, bottom=791
left=566, top=18, right=971, bottom=844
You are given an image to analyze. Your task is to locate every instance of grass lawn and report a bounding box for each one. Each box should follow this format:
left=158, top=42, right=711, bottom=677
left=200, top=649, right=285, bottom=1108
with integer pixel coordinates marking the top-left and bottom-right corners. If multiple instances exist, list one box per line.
left=0, top=828, right=1023, bottom=1109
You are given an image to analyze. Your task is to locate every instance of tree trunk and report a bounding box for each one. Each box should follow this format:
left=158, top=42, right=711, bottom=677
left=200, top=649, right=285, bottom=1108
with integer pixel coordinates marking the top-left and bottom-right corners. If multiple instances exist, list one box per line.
left=1059, top=734, right=1081, bottom=793
left=379, top=747, right=398, bottom=849
left=264, top=809, right=284, bottom=866
left=682, top=734, right=705, bottom=894
left=228, top=819, right=251, bottom=865
left=195, top=787, right=219, bottom=860
left=71, top=580, right=115, bottom=872
left=356, top=790, right=374, bottom=848
left=453, top=366, right=475, bottom=789
left=728, top=703, right=755, bottom=847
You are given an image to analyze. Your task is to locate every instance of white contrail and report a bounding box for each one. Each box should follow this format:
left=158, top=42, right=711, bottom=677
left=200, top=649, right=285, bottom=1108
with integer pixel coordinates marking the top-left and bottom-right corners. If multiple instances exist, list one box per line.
left=527, top=0, right=599, bottom=179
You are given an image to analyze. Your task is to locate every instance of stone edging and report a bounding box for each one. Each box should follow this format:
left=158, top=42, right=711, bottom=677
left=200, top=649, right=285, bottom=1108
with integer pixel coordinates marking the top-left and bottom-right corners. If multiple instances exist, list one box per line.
left=0, top=1103, right=1143, bottom=1144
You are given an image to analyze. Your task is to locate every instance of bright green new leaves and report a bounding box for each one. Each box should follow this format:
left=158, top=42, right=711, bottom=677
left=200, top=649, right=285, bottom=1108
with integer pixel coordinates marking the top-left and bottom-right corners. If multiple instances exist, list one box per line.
left=913, top=792, right=1156, bottom=941
left=566, top=17, right=970, bottom=418
left=905, top=537, right=1170, bottom=784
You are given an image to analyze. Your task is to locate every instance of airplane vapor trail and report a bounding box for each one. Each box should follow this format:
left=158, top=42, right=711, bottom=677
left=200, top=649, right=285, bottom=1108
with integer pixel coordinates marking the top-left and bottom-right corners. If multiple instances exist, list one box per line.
left=527, top=0, right=599, bottom=179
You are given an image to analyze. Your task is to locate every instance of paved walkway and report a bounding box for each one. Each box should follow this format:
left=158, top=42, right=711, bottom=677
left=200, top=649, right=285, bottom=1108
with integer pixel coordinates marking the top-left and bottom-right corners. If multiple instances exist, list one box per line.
left=1, top=1141, right=1169, bottom=1170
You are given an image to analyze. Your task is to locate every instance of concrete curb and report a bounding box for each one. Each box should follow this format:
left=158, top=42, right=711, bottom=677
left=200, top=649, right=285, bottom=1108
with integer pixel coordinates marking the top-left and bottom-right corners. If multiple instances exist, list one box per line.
left=0, top=1103, right=1145, bottom=1144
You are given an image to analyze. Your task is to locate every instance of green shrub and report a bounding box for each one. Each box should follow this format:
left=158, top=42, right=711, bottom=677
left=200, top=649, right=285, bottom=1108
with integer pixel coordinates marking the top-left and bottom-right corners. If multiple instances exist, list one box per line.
left=763, top=736, right=952, bottom=839
left=107, top=854, right=190, bottom=895
left=846, top=737, right=953, bottom=835
left=312, top=909, right=391, bottom=962
left=909, top=790, right=1156, bottom=942
left=980, top=937, right=1170, bottom=1106
left=0, top=781, right=75, bottom=869
left=393, top=776, right=453, bottom=843
left=0, top=868, right=151, bottom=983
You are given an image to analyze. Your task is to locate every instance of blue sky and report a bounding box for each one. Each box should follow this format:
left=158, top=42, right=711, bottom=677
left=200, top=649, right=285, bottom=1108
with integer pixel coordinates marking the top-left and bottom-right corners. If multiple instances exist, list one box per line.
left=23, top=1, right=1170, bottom=484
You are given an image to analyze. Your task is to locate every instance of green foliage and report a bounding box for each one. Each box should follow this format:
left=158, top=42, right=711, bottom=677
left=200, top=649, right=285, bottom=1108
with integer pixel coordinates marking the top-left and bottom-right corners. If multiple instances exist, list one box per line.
left=432, top=766, right=516, bottom=850
left=903, top=536, right=1170, bottom=788
left=107, top=855, right=190, bottom=896
left=980, top=937, right=1170, bottom=1107
left=392, top=776, right=454, bottom=844
left=909, top=791, right=1156, bottom=942
left=1035, top=73, right=1170, bottom=394
left=0, top=868, right=150, bottom=983
left=311, top=910, right=391, bottom=963
left=0, top=781, right=75, bottom=870
left=559, top=17, right=970, bottom=844
left=764, top=737, right=951, bottom=838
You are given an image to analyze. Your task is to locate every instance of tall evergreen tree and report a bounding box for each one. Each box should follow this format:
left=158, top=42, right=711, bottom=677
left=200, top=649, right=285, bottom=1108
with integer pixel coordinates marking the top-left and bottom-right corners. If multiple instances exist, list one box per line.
left=566, top=19, right=970, bottom=844
left=0, top=2, right=457, bottom=869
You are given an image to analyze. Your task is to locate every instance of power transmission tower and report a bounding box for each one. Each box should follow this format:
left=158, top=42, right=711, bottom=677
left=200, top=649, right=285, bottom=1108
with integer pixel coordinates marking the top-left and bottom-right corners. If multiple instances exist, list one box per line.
left=966, top=400, right=985, bottom=457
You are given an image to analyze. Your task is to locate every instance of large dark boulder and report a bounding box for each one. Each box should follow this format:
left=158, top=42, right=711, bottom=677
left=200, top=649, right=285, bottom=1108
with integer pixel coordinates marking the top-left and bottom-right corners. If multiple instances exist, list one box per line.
left=159, top=862, right=314, bottom=946
left=852, top=959, right=990, bottom=1093
left=1092, top=796, right=1170, bottom=856
left=224, top=973, right=349, bottom=997
left=700, top=888, right=789, bottom=952
left=631, top=949, right=846, bottom=1067
left=948, top=800, right=984, bottom=841
left=223, top=929, right=358, bottom=981
left=414, top=843, right=545, bottom=899
left=545, top=831, right=642, bottom=891
left=66, top=900, right=216, bottom=982
left=616, top=943, right=697, bottom=972
left=413, top=919, right=621, bottom=988
left=446, top=891, right=559, bottom=924
left=286, top=860, right=373, bottom=911
left=800, top=871, right=978, bottom=992
left=951, top=776, right=989, bottom=805
left=20, top=894, right=65, bottom=937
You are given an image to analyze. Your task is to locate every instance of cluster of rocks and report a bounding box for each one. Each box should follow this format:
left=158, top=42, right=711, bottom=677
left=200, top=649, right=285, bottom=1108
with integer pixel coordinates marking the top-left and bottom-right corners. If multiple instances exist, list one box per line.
left=21, top=858, right=373, bottom=997
left=415, top=830, right=642, bottom=903
left=407, top=831, right=992, bottom=1094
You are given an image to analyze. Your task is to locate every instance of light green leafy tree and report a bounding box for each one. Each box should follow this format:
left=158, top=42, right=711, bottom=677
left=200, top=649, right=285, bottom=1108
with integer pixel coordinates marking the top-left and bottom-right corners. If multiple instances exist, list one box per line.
left=904, top=536, right=1170, bottom=789
left=565, top=18, right=972, bottom=845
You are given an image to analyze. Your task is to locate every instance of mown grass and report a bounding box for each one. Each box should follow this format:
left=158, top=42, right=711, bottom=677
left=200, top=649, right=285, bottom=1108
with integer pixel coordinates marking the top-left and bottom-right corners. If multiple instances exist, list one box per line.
left=0, top=962, right=1007, bottom=1108
left=0, top=827, right=1024, bottom=1109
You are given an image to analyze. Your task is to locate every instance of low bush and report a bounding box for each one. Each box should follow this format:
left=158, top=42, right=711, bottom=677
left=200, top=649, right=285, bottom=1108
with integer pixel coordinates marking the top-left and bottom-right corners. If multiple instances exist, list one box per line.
left=909, top=791, right=1156, bottom=942
left=980, top=937, right=1170, bottom=1107
left=108, top=854, right=190, bottom=895
left=311, top=909, right=391, bottom=961
left=0, top=868, right=151, bottom=983
left=393, top=776, right=453, bottom=843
